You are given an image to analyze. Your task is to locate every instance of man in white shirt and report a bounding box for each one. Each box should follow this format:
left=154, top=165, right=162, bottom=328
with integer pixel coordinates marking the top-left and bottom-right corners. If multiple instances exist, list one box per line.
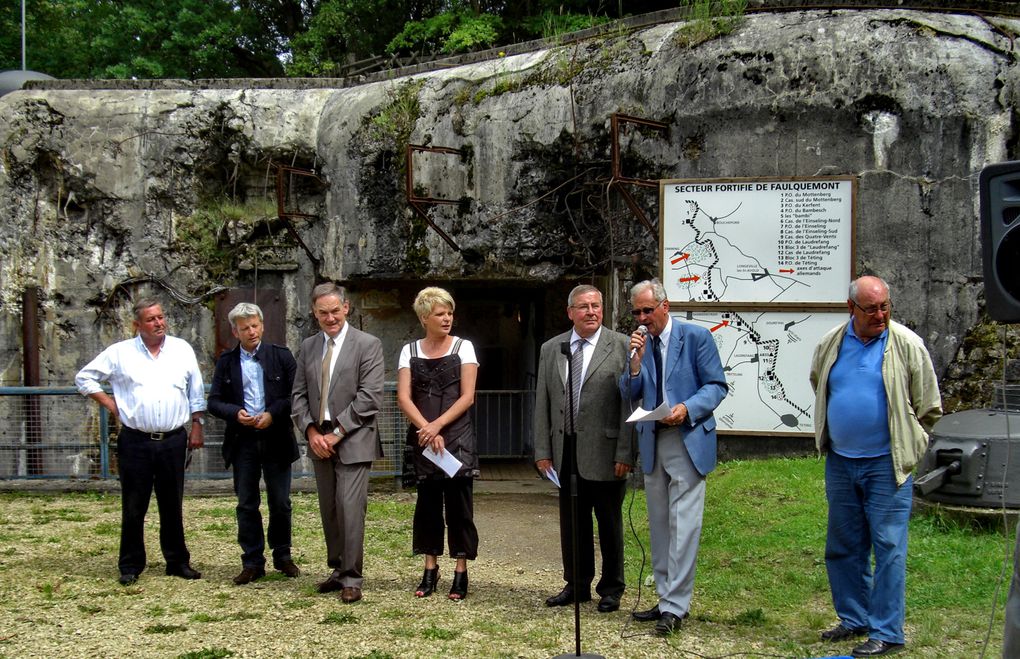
left=76, top=298, right=206, bottom=586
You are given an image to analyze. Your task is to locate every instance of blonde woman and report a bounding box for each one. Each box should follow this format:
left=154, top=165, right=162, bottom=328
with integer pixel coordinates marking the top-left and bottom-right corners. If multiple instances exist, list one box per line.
left=397, top=287, right=480, bottom=600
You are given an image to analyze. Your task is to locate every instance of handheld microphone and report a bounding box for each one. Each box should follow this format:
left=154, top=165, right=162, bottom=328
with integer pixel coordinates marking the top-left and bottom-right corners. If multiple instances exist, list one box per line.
left=628, top=325, right=648, bottom=359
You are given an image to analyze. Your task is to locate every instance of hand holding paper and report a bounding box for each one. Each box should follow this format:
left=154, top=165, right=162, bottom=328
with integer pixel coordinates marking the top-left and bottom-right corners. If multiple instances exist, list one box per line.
left=423, top=446, right=462, bottom=478
left=625, top=401, right=672, bottom=423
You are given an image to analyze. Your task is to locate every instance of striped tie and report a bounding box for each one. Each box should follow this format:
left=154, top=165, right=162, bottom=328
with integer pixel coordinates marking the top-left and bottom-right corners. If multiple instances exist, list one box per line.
left=318, top=337, right=334, bottom=425
left=568, top=338, right=585, bottom=434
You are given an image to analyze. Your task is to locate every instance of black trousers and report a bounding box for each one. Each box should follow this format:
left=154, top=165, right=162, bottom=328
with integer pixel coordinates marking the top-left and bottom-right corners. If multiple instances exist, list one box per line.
left=116, top=427, right=190, bottom=576
left=413, top=476, right=479, bottom=560
left=558, top=444, right=627, bottom=598
left=232, top=439, right=293, bottom=569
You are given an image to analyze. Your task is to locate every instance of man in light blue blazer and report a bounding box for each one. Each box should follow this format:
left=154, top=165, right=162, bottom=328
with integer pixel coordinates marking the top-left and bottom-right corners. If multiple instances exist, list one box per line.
left=619, top=279, right=727, bottom=636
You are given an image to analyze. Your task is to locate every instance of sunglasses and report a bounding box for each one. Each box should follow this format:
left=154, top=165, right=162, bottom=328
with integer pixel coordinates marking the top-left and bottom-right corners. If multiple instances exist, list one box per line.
left=629, top=300, right=664, bottom=317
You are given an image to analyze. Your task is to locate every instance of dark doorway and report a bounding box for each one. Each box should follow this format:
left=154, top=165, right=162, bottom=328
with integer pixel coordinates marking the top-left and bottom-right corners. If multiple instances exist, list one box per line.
left=213, top=288, right=286, bottom=357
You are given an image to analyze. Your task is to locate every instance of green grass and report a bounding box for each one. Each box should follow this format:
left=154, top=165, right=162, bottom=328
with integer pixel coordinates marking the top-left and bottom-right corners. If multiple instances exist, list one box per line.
left=177, top=649, right=233, bottom=659
left=617, top=457, right=1011, bottom=656
left=0, top=458, right=1009, bottom=657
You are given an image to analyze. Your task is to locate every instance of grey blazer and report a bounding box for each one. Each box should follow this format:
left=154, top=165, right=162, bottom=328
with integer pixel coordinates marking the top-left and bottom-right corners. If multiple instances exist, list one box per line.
left=533, top=328, right=635, bottom=481
left=291, top=325, right=384, bottom=465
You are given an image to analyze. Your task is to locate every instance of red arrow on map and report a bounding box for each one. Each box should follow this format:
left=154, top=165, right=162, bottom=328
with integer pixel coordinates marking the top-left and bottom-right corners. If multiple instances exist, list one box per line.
left=670, top=253, right=690, bottom=265
left=779, top=268, right=795, bottom=274
left=710, top=320, right=730, bottom=332
left=678, top=275, right=700, bottom=283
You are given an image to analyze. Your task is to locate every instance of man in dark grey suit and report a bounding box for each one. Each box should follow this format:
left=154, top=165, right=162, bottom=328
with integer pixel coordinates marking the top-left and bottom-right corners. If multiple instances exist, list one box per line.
left=291, top=283, right=384, bottom=604
left=534, top=284, right=635, bottom=613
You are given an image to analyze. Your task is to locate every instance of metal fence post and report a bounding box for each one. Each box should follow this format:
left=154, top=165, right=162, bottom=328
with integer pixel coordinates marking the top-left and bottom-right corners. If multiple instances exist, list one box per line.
left=99, top=406, right=110, bottom=479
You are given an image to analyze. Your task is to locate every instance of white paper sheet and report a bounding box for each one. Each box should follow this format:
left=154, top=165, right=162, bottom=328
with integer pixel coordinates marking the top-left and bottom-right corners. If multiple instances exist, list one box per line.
left=544, top=466, right=561, bottom=489
left=423, top=446, right=463, bottom=478
left=625, top=401, right=672, bottom=423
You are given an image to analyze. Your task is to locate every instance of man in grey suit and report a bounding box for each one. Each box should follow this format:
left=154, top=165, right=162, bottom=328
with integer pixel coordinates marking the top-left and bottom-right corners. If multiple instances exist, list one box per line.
left=620, top=279, right=727, bottom=636
left=292, top=283, right=384, bottom=604
left=534, top=284, right=635, bottom=614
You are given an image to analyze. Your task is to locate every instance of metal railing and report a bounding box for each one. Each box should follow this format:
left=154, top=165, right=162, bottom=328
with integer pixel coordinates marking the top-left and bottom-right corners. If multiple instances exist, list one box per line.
left=0, top=386, right=533, bottom=480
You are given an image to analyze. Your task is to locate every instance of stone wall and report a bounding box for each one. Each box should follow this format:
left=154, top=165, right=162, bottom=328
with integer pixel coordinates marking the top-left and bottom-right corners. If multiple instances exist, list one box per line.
left=1, top=8, right=1017, bottom=401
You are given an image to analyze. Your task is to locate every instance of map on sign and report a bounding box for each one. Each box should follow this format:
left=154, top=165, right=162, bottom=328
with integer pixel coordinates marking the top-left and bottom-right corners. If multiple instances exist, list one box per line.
left=661, top=179, right=854, bottom=304
left=674, top=310, right=848, bottom=435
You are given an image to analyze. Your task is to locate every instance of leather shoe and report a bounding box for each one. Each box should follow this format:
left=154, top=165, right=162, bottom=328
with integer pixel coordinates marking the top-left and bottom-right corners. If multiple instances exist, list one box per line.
left=852, top=639, right=905, bottom=657
left=340, top=586, right=362, bottom=603
left=275, top=560, right=300, bottom=578
left=597, top=594, right=621, bottom=613
left=822, top=623, right=869, bottom=642
left=166, top=564, right=201, bottom=580
left=317, top=573, right=343, bottom=593
left=232, top=566, right=265, bottom=585
left=632, top=604, right=661, bottom=622
left=545, top=587, right=591, bottom=607
left=118, top=573, right=138, bottom=586
left=655, top=611, right=683, bottom=636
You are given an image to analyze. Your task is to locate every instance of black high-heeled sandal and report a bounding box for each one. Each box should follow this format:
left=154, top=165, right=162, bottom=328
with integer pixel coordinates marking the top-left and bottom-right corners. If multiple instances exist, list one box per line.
left=448, top=570, right=468, bottom=600
left=415, top=567, right=439, bottom=597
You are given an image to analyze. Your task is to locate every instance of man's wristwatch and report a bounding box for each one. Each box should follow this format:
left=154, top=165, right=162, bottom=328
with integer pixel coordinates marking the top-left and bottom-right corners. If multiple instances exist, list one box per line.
left=192, top=417, right=205, bottom=426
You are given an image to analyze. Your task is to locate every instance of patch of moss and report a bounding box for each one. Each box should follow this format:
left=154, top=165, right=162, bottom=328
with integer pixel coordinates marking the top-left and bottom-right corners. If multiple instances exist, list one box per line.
left=175, top=197, right=276, bottom=280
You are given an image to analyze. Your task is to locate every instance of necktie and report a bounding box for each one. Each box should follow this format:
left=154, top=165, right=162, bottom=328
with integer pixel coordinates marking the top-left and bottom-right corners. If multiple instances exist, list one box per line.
left=568, top=338, right=585, bottom=434
left=318, top=337, right=334, bottom=425
left=653, top=335, right=664, bottom=408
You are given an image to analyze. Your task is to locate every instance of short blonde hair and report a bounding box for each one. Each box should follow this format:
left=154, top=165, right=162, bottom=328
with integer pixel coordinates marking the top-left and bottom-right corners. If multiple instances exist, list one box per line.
left=413, top=287, right=455, bottom=321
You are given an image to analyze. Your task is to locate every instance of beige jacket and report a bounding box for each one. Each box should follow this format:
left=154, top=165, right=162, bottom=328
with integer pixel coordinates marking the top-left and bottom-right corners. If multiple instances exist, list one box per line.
left=810, top=319, right=943, bottom=485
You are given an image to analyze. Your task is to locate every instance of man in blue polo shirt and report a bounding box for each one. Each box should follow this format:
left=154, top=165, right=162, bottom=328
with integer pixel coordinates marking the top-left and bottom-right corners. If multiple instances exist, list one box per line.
left=810, top=276, right=942, bottom=658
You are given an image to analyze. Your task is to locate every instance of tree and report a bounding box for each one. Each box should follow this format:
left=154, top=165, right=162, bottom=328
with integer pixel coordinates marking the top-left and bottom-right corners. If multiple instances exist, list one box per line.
left=0, top=0, right=288, bottom=79
left=0, top=0, right=685, bottom=80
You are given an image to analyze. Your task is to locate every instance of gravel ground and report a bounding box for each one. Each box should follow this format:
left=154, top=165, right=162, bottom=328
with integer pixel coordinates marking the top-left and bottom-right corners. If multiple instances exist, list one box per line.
left=0, top=482, right=719, bottom=659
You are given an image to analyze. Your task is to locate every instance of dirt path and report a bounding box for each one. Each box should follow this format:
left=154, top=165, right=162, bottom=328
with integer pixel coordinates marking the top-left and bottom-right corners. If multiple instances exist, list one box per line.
left=473, top=490, right=564, bottom=572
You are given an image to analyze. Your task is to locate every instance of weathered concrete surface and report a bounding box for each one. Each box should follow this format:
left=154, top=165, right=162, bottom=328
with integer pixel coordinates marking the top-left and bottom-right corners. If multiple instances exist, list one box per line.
left=1, top=8, right=1017, bottom=388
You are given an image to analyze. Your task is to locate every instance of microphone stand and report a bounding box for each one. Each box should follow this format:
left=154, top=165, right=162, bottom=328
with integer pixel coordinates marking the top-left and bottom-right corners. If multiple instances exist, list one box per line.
left=553, top=341, right=603, bottom=659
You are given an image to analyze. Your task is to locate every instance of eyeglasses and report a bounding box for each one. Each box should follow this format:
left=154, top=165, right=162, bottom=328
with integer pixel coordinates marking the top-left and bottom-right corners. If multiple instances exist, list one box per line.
left=630, top=300, right=664, bottom=317
left=852, top=300, right=892, bottom=316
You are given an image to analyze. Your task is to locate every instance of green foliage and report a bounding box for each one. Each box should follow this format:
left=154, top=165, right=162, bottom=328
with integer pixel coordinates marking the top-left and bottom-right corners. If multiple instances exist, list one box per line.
left=518, top=10, right=611, bottom=40
left=288, top=0, right=419, bottom=76
left=0, top=0, right=285, bottom=79
left=174, top=197, right=276, bottom=280
left=675, top=0, right=748, bottom=48
left=367, top=80, right=424, bottom=148
left=387, top=11, right=503, bottom=56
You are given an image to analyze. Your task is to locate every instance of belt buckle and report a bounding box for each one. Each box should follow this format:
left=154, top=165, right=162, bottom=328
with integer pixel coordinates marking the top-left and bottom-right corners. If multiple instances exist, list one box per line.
left=150, top=431, right=166, bottom=441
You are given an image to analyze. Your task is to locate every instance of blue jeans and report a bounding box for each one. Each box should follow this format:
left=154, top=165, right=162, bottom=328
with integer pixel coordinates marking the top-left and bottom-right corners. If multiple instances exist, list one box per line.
left=233, top=440, right=293, bottom=569
left=825, top=451, right=912, bottom=644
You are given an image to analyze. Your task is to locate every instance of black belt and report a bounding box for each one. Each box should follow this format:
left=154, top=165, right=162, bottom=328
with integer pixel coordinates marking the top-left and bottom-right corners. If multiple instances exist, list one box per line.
left=121, top=425, right=186, bottom=441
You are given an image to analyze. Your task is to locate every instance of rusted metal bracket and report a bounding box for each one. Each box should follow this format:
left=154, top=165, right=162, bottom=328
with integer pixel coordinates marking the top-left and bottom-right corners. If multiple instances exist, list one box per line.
left=275, top=164, right=324, bottom=269
left=608, top=113, right=670, bottom=236
left=406, top=144, right=463, bottom=252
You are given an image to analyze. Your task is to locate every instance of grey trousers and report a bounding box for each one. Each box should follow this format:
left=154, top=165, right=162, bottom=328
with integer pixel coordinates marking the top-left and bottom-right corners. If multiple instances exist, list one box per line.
left=313, top=457, right=370, bottom=588
left=645, top=428, right=706, bottom=619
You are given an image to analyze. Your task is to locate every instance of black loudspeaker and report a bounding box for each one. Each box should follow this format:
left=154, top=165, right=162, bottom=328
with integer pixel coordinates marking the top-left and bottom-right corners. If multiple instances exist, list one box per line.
left=980, top=161, right=1020, bottom=322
